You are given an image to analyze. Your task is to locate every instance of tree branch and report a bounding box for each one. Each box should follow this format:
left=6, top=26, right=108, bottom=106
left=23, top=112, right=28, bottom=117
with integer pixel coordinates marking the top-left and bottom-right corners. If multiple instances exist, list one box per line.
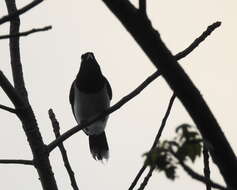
left=0, top=25, right=52, bottom=40
left=48, top=109, right=79, bottom=190
left=0, top=159, right=33, bottom=165
left=5, top=0, right=28, bottom=103
left=3, top=1, right=58, bottom=189
left=129, top=21, right=220, bottom=189
left=171, top=150, right=230, bottom=190
left=175, top=21, right=221, bottom=60
left=47, top=21, right=221, bottom=154
left=137, top=166, right=155, bottom=190
left=140, top=93, right=175, bottom=189
left=0, top=0, right=43, bottom=25
left=102, top=1, right=237, bottom=188
left=139, top=0, right=147, bottom=15
left=151, top=92, right=176, bottom=149
left=129, top=92, right=176, bottom=190
left=128, top=165, right=147, bottom=190
left=0, top=104, right=16, bottom=113
left=0, top=71, right=25, bottom=108
left=1, top=69, right=58, bottom=190
left=203, top=145, right=211, bottom=190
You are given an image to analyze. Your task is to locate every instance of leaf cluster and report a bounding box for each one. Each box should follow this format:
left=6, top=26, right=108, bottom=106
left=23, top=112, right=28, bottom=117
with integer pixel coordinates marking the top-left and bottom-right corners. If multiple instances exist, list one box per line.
left=144, top=124, right=202, bottom=180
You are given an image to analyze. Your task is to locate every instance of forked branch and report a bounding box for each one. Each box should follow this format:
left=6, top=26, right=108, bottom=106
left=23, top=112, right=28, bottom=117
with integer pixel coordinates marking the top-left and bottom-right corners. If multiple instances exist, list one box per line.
left=0, top=0, right=43, bottom=25
left=0, top=104, right=16, bottom=113
left=48, top=109, right=79, bottom=190
left=102, top=1, right=237, bottom=188
left=2, top=1, right=58, bottom=189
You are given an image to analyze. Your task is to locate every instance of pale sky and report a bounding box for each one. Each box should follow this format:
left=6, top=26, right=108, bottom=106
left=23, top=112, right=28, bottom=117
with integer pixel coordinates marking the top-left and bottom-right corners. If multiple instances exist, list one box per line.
left=0, top=0, right=236, bottom=189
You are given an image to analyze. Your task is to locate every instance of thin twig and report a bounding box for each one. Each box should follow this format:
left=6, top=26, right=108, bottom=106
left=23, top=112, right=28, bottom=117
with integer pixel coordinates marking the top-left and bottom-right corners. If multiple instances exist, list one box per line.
left=151, top=92, right=176, bottom=150
left=203, top=145, right=211, bottom=190
left=0, top=159, right=33, bottom=165
left=129, top=93, right=176, bottom=190
left=48, top=109, right=79, bottom=190
left=170, top=150, right=230, bottom=190
left=0, top=71, right=25, bottom=108
left=0, top=25, right=52, bottom=40
left=47, top=21, right=222, bottom=154
left=0, top=104, right=16, bottom=113
left=0, top=0, right=43, bottom=25
left=175, top=22, right=221, bottom=60
left=137, top=166, right=155, bottom=190
left=128, top=165, right=147, bottom=190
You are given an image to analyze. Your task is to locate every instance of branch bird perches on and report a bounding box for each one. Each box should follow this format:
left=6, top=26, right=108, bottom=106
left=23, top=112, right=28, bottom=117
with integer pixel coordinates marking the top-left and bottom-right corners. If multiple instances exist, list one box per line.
left=47, top=21, right=222, bottom=156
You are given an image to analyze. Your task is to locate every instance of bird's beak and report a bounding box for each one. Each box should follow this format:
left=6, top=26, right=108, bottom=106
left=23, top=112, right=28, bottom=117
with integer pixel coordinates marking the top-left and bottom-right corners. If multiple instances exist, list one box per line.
left=86, top=53, right=94, bottom=60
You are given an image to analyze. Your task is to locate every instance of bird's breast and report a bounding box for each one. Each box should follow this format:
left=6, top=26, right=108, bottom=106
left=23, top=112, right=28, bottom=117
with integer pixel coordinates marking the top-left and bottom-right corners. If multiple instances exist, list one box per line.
left=73, top=85, right=110, bottom=135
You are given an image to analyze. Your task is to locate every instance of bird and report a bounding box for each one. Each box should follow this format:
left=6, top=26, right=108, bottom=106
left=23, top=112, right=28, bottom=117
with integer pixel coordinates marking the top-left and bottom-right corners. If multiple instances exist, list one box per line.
left=69, top=52, right=112, bottom=160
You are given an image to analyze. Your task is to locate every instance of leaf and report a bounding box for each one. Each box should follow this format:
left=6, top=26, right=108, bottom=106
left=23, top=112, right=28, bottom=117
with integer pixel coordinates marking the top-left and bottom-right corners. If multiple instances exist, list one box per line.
left=143, top=148, right=163, bottom=167
left=143, top=124, right=203, bottom=181
left=156, top=154, right=169, bottom=170
left=189, top=143, right=202, bottom=162
left=176, top=140, right=202, bottom=162
left=164, top=166, right=177, bottom=180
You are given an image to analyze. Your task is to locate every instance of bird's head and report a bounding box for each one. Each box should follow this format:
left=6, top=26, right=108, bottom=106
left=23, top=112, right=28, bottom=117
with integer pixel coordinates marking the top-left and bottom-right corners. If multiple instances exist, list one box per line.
left=80, top=52, right=101, bottom=75
left=76, top=52, right=104, bottom=92
left=81, top=52, right=95, bottom=62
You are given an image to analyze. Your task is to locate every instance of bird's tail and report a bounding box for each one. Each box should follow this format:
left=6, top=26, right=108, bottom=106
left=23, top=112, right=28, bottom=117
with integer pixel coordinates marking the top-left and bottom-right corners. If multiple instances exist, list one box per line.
left=89, top=132, right=109, bottom=160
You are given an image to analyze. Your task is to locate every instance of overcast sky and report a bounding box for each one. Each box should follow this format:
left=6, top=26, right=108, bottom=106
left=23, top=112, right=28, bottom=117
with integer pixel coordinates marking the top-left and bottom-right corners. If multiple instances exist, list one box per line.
left=0, top=0, right=236, bottom=189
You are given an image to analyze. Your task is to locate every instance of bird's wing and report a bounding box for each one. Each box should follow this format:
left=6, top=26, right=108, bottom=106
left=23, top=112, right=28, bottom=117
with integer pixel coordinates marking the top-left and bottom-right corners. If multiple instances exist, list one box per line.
left=104, top=76, right=112, bottom=100
left=69, top=81, right=76, bottom=118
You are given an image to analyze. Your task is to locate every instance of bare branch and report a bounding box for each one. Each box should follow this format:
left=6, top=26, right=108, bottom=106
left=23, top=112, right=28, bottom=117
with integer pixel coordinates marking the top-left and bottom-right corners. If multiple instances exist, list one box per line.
left=0, top=0, right=43, bottom=25
left=0, top=25, right=52, bottom=40
left=129, top=93, right=176, bottom=190
left=128, top=21, right=221, bottom=189
left=102, top=1, right=237, bottom=188
left=175, top=22, right=221, bottom=60
left=203, top=145, right=211, bottom=190
left=128, top=165, right=147, bottom=190
left=48, top=109, right=79, bottom=190
left=3, top=1, right=58, bottom=189
left=151, top=92, right=176, bottom=149
left=137, top=166, right=155, bottom=190
left=0, top=72, right=58, bottom=189
left=0, top=104, right=16, bottom=113
left=0, top=159, right=33, bottom=165
left=5, top=0, right=29, bottom=103
left=0, top=71, right=25, bottom=108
